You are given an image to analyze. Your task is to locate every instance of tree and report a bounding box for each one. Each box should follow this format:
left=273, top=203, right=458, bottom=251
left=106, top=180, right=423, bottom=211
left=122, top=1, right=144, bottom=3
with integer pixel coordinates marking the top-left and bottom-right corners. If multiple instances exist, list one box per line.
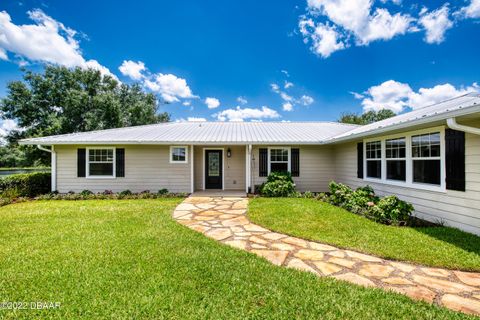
left=339, top=109, right=396, bottom=125
left=0, top=66, right=170, bottom=166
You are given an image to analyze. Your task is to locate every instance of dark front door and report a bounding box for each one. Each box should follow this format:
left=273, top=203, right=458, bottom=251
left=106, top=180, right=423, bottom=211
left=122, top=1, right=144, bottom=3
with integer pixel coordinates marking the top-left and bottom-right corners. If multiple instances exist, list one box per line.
left=205, top=150, right=222, bottom=189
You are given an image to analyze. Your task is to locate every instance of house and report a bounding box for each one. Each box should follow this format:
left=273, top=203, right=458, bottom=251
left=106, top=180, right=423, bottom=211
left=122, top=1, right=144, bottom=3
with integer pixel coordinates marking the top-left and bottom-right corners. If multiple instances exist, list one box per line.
left=20, top=93, right=480, bottom=234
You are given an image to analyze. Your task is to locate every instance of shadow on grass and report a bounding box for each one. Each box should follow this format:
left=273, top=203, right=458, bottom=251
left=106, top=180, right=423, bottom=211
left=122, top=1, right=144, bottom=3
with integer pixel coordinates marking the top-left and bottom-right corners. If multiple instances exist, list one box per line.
left=414, top=225, right=480, bottom=256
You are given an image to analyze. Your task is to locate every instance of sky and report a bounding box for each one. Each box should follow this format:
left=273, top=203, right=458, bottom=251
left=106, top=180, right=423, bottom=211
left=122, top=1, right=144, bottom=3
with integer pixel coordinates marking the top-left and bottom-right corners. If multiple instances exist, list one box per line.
left=0, top=0, right=479, bottom=129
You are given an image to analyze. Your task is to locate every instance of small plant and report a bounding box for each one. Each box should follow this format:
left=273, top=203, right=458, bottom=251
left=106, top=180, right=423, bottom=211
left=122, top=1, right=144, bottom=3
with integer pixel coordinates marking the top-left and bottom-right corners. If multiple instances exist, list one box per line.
left=103, top=190, right=114, bottom=195
left=303, top=191, right=314, bottom=198
left=344, top=185, right=378, bottom=215
left=158, top=188, right=169, bottom=195
left=119, top=190, right=132, bottom=196
left=327, top=181, right=353, bottom=207
left=366, top=195, right=414, bottom=225
left=80, top=189, right=93, bottom=196
left=260, top=171, right=296, bottom=197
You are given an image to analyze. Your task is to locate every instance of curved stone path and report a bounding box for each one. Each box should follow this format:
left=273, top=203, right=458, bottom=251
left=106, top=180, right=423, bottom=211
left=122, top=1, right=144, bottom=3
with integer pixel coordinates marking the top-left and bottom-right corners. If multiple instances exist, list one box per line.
left=173, top=196, right=480, bottom=316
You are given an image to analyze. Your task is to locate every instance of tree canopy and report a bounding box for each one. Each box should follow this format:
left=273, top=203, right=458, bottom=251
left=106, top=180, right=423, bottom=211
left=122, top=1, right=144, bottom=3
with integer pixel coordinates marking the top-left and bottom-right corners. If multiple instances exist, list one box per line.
left=338, top=109, right=396, bottom=125
left=0, top=66, right=170, bottom=166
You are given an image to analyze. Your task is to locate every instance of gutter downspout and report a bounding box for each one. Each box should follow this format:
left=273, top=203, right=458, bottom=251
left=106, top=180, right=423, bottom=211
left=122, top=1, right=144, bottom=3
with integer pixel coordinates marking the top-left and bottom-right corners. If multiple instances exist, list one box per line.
left=447, top=118, right=480, bottom=136
left=37, top=145, right=56, bottom=192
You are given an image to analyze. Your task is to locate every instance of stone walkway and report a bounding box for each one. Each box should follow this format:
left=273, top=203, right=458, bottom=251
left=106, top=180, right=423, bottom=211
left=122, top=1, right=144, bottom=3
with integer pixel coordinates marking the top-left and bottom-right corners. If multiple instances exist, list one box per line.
left=173, top=196, right=480, bottom=316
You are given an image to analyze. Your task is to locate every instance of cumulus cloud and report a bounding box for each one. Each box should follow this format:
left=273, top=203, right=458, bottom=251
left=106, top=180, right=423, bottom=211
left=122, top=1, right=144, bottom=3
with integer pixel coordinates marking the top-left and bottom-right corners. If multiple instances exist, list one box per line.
left=299, top=19, right=345, bottom=58
left=419, top=5, right=453, bottom=44
left=144, top=73, right=195, bottom=103
left=282, top=102, right=293, bottom=111
left=284, top=81, right=294, bottom=89
left=0, top=9, right=115, bottom=78
left=205, top=97, right=220, bottom=109
left=215, top=106, right=280, bottom=122
left=300, top=95, right=314, bottom=106
left=0, top=119, right=22, bottom=144
left=458, top=0, right=480, bottom=18
left=358, top=80, right=479, bottom=113
left=119, top=60, right=146, bottom=80
left=187, top=117, right=207, bottom=122
left=271, top=81, right=314, bottom=111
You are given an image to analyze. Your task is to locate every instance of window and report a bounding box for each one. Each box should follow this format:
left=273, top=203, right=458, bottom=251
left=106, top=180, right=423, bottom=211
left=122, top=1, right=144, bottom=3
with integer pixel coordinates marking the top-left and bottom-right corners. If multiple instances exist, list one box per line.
left=269, top=148, right=289, bottom=173
left=366, top=141, right=381, bottom=178
left=170, top=146, right=188, bottom=163
left=87, top=148, right=114, bottom=177
left=386, top=137, right=406, bottom=181
left=412, top=132, right=441, bottom=185
left=363, top=127, right=445, bottom=192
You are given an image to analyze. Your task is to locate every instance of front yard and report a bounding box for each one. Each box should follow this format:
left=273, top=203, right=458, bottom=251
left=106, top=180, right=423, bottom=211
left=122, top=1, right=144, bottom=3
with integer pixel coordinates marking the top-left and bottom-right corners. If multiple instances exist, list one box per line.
left=248, top=198, right=480, bottom=272
left=0, top=199, right=472, bottom=319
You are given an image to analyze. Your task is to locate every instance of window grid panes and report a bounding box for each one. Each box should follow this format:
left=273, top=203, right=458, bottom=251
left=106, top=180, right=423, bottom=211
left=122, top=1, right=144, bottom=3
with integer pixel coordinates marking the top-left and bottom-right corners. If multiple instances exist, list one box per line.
left=270, top=148, right=289, bottom=173
left=411, top=132, right=441, bottom=185
left=366, top=141, right=381, bottom=179
left=88, top=149, right=114, bottom=176
left=171, top=147, right=186, bottom=162
left=386, top=138, right=406, bottom=181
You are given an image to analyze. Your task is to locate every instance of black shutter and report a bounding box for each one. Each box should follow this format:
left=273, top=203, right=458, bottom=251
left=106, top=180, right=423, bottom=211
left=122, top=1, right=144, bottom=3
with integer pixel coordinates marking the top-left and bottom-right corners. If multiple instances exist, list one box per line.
left=116, top=148, right=125, bottom=177
left=259, top=148, right=268, bottom=177
left=77, top=148, right=86, bottom=177
left=445, top=129, right=465, bottom=191
left=357, top=142, right=364, bottom=179
left=291, top=148, right=300, bottom=177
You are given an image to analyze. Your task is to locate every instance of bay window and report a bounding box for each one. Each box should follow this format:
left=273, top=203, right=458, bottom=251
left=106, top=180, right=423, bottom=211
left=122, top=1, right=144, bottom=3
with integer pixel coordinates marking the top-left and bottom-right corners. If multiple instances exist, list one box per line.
left=366, top=141, right=381, bottom=178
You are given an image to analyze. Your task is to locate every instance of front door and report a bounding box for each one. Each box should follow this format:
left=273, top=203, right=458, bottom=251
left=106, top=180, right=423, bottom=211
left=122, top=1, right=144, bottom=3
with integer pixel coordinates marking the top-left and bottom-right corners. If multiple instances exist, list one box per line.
left=205, top=150, right=222, bottom=189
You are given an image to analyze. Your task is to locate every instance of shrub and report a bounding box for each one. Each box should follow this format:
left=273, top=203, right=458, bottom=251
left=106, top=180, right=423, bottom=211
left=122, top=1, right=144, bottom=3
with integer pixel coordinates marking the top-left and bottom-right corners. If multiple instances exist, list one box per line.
left=344, top=185, right=378, bottom=215
left=80, top=189, right=93, bottom=196
left=158, top=188, right=169, bottom=195
left=0, top=172, right=51, bottom=198
left=327, top=181, right=353, bottom=207
left=366, top=195, right=414, bottom=225
left=119, top=190, right=132, bottom=196
left=260, top=171, right=296, bottom=197
left=303, top=191, right=315, bottom=198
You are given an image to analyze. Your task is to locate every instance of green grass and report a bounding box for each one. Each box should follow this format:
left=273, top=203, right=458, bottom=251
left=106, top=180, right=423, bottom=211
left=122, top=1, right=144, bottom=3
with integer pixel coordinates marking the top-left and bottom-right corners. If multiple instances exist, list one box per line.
left=249, top=197, right=480, bottom=272
left=0, top=199, right=474, bottom=319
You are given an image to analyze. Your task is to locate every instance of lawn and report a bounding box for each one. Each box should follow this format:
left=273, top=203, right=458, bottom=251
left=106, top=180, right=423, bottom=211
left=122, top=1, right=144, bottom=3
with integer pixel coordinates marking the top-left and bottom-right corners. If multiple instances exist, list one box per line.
left=0, top=199, right=473, bottom=319
left=249, top=198, right=480, bottom=272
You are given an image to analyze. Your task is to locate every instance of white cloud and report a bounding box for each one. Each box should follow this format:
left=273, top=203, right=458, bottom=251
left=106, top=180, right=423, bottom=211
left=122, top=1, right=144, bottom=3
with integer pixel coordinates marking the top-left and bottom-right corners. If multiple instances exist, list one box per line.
left=0, top=119, right=22, bottom=144
left=284, top=81, right=294, bottom=89
left=280, top=70, right=290, bottom=77
left=299, top=19, right=345, bottom=58
left=205, top=97, right=220, bottom=109
left=419, top=5, right=453, bottom=44
left=0, top=9, right=116, bottom=78
left=359, top=80, right=479, bottom=112
left=458, top=0, right=480, bottom=18
left=183, top=101, right=191, bottom=106
left=237, top=96, right=248, bottom=105
left=359, top=8, right=412, bottom=44
left=282, top=102, right=293, bottom=111
left=300, top=95, right=314, bottom=106
left=144, top=73, right=195, bottom=103
left=216, top=106, right=280, bottom=122
left=119, top=60, right=146, bottom=80
left=271, top=83, right=280, bottom=92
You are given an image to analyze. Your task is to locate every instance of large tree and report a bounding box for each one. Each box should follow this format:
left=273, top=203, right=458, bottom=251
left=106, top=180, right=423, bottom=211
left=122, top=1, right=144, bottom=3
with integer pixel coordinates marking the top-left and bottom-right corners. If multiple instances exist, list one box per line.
left=339, top=109, right=396, bottom=125
left=0, top=65, right=170, bottom=166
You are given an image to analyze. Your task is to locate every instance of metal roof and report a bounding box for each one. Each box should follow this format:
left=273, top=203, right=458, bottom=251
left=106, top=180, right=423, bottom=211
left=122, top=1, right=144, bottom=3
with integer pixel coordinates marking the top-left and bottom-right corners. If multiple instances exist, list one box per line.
left=19, top=121, right=359, bottom=145
left=19, top=93, right=480, bottom=145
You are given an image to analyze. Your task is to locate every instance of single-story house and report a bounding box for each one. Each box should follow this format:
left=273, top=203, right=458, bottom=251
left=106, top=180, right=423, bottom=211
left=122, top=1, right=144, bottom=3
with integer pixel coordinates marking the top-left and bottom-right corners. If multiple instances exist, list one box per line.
left=20, top=93, right=480, bottom=234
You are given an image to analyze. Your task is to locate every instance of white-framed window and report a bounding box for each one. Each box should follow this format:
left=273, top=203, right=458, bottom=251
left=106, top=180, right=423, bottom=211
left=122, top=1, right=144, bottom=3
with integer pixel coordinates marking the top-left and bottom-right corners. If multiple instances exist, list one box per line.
left=363, top=126, right=445, bottom=192
left=386, top=137, right=406, bottom=181
left=170, top=146, right=188, bottom=164
left=412, top=132, right=441, bottom=185
left=366, top=141, right=381, bottom=179
left=268, top=147, right=290, bottom=174
left=87, top=147, right=115, bottom=178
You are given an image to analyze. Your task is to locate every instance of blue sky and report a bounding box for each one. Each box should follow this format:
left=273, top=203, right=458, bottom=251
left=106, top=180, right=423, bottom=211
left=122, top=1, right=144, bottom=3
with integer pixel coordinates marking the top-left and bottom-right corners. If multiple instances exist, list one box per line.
left=0, top=0, right=479, bottom=126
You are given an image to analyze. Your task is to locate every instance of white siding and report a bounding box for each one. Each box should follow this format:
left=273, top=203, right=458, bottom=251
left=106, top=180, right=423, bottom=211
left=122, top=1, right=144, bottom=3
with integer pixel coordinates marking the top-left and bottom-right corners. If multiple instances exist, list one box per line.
left=194, top=146, right=246, bottom=191
left=251, top=145, right=336, bottom=192
left=333, top=128, right=480, bottom=235
left=56, top=145, right=191, bottom=193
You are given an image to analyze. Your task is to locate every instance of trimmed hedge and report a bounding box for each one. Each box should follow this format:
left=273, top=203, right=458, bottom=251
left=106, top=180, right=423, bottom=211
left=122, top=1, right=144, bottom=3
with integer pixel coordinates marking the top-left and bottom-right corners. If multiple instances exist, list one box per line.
left=0, top=172, right=51, bottom=197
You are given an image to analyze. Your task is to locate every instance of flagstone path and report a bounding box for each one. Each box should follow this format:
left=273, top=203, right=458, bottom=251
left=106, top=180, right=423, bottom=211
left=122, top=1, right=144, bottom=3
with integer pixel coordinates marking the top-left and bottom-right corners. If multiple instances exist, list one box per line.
left=173, top=196, right=480, bottom=316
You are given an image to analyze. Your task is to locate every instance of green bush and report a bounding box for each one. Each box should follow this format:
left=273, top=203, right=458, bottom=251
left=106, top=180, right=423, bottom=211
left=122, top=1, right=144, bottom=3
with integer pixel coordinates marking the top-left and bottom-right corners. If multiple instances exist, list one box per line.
left=366, top=195, right=414, bottom=225
left=327, top=181, right=353, bottom=207
left=158, top=188, right=169, bottom=195
left=0, top=172, right=51, bottom=197
left=344, top=185, right=378, bottom=215
left=80, top=190, right=93, bottom=196
left=260, top=171, right=296, bottom=197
